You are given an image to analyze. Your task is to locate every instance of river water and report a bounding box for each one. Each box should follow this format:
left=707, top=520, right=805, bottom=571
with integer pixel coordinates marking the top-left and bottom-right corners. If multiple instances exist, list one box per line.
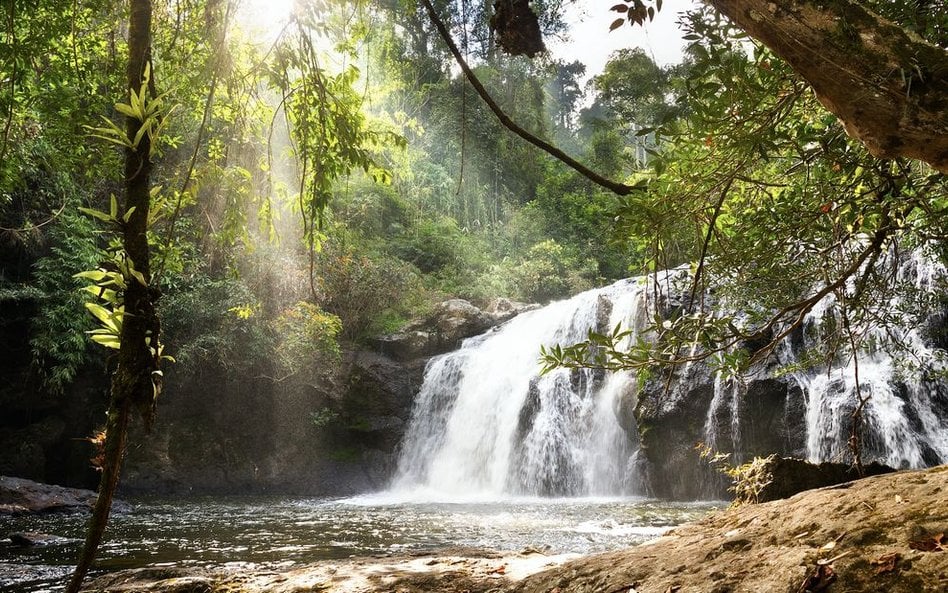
left=0, top=495, right=718, bottom=592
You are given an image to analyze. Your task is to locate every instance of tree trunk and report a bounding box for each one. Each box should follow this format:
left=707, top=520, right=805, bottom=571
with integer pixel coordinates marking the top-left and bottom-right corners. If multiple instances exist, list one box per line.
left=706, top=0, right=948, bottom=173
left=65, top=0, right=156, bottom=591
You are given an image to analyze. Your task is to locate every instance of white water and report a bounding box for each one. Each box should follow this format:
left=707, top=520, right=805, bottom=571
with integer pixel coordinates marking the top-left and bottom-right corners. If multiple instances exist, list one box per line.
left=392, top=271, right=690, bottom=499
left=393, top=250, right=948, bottom=500
left=780, top=249, right=948, bottom=467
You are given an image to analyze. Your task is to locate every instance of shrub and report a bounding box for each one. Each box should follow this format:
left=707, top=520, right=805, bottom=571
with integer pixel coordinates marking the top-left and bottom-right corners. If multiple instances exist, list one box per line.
left=272, top=301, right=341, bottom=378
left=509, top=239, right=598, bottom=303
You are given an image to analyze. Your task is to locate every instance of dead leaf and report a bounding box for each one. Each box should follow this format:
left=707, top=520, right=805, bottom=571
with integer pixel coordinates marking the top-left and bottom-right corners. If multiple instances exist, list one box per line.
left=491, top=564, right=506, bottom=575
left=870, top=551, right=901, bottom=574
left=797, top=563, right=837, bottom=593
left=664, top=586, right=681, bottom=593
left=909, top=532, right=945, bottom=552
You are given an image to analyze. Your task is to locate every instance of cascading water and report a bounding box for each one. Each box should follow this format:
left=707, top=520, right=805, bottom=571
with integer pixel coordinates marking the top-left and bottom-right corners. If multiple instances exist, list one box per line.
left=392, top=250, right=948, bottom=501
left=778, top=250, right=948, bottom=468
left=392, top=272, right=685, bottom=499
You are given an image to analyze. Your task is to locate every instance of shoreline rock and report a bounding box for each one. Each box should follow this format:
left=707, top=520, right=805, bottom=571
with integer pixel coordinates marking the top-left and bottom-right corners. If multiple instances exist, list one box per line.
left=86, top=548, right=580, bottom=593
left=514, top=465, right=948, bottom=593
left=0, top=475, right=130, bottom=515
left=751, top=456, right=896, bottom=503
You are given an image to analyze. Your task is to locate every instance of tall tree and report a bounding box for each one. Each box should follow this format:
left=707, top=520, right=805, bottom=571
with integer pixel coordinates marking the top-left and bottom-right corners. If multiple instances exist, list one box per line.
left=603, top=0, right=948, bottom=172
left=65, top=0, right=161, bottom=590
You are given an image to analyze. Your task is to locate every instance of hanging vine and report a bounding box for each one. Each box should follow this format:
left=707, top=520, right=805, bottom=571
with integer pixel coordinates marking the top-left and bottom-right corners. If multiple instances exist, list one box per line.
left=266, top=0, right=402, bottom=299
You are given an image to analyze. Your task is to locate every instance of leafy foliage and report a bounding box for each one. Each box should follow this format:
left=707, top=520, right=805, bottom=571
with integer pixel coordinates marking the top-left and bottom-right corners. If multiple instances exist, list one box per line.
left=273, top=301, right=342, bottom=378
left=29, top=211, right=101, bottom=392
left=544, top=6, right=948, bottom=379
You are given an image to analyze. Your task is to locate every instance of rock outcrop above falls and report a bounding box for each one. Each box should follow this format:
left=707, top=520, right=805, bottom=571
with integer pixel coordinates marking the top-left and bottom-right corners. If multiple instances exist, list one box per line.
left=374, top=298, right=538, bottom=361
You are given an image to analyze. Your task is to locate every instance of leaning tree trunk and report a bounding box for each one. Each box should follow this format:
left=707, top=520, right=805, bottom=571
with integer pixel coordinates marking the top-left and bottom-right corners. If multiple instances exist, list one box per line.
left=65, top=0, right=158, bottom=591
left=706, top=0, right=948, bottom=173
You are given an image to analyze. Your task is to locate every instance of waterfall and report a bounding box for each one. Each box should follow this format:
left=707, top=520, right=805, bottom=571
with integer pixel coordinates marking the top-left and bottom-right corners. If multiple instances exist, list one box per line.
left=391, top=250, right=948, bottom=500
left=703, top=375, right=742, bottom=458
left=391, top=273, right=684, bottom=498
left=780, top=249, right=948, bottom=468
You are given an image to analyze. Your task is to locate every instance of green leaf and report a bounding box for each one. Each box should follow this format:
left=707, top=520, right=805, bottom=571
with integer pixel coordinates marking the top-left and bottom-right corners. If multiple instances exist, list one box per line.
left=89, top=333, right=121, bottom=349
left=132, top=118, right=153, bottom=149
left=88, top=133, right=132, bottom=149
left=73, top=270, right=108, bottom=282
left=84, top=302, right=119, bottom=332
left=128, top=267, right=148, bottom=286
left=78, top=207, right=115, bottom=223
left=114, top=102, right=137, bottom=119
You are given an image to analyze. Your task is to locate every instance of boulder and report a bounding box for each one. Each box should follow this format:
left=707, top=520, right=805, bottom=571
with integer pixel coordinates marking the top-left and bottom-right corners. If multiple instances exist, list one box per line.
left=0, top=475, right=130, bottom=515
left=8, top=531, right=75, bottom=546
left=753, top=456, right=896, bottom=503
left=482, top=297, right=539, bottom=323
left=513, top=465, right=948, bottom=593
left=376, top=298, right=537, bottom=361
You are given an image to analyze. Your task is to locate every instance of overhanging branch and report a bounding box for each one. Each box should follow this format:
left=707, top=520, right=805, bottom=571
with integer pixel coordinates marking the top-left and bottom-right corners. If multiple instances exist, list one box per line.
left=707, top=0, right=948, bottom=173
left=419, top=0, right=640, bottom=196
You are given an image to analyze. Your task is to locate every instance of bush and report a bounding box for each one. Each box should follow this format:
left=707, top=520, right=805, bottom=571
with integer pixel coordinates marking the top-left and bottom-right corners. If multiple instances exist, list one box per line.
left=509, top=239, right=598, bottom=303
left=29, top=210, right=102, bottom=393
left=272, top=301, right=341, bottom=378
left=315, top=239, right=422, bottom=340
left=159, top=274, right=273, bottom=373
left=390, top=216, right=465, bottom=274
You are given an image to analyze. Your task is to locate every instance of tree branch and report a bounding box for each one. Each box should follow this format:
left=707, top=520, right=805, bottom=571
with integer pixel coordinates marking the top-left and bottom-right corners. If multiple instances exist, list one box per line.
left=706, top=0, right=948, bottom=173
left=419, top=0, right=640, bottom=196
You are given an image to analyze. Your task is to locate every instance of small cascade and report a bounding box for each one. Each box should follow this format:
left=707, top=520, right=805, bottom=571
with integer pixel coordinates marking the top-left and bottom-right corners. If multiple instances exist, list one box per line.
left=703, top=375, right=742, bottom=458
left=392, top=273, right=682, bottom=498
left=779, top=250, right=948, bottom=468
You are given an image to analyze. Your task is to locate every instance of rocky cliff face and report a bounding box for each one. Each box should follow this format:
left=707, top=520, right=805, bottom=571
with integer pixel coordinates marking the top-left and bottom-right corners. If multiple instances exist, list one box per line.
left=116, top=297, right=530, bottom=495
left=635, top=358, right=810, bottom=499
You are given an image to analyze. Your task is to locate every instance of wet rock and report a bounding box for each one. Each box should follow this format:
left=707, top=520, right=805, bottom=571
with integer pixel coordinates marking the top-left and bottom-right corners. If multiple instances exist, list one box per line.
left=755, top=456, right=896, bottom=503
left=8, top=531, right=74, bottom=546
left=483, top=297, right=538, bottom=323
left=636, top=362, right=726, bottom=500
left=85, top=567, right=216, bottom=593
left=0, top=475, right=130, bottom=515
left=637, top=360, right=813, bottom=501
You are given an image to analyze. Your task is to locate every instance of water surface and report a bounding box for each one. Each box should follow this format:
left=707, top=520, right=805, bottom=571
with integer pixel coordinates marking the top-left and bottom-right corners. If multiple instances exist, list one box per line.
left=0, top=495, right=719, bottom=592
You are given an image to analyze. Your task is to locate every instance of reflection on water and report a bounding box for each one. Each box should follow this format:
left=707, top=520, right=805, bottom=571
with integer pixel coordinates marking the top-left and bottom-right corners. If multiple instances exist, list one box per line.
left=0, top=495, right=719, bottom=592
